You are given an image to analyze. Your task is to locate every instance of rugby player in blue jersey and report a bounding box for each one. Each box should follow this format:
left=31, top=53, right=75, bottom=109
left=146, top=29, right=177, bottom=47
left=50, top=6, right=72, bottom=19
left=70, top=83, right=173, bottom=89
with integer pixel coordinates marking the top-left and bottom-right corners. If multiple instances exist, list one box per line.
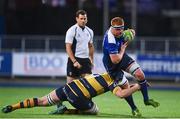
left=102, top=17, right=160, bottom=116
left=2, top=73, right=141, bottom=115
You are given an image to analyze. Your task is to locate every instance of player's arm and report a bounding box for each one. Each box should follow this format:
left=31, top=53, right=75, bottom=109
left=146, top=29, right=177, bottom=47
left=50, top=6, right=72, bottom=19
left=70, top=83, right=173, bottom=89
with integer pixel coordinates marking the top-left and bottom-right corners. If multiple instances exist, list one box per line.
left=66, top=43, right=76, bottom=63
left=108, top=80, right=140, bottom=98
left=88, top=42, right=94, bottom=65
left=110, top=42, right=128, bottom=64
left=65, top=28, right=81, bottom=68
left=65, top=28, right=77, bottom=63
left=88, top=29, right=94, bottom=66
left=66, top=43, right=81, bottom=69
left=113, top=84, right=140, bottom=98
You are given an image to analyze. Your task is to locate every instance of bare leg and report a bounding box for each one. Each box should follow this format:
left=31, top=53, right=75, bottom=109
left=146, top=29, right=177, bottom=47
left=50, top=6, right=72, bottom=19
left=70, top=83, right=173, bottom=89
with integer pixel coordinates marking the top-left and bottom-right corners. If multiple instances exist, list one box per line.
left=127, top=63, right=160, bottom=107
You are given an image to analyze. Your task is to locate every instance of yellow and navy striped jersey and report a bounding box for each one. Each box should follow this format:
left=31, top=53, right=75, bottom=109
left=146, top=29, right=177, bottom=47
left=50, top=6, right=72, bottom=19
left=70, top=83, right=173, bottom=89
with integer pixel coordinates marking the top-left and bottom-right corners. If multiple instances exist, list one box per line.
left=65, top=72, right=119, bottom=99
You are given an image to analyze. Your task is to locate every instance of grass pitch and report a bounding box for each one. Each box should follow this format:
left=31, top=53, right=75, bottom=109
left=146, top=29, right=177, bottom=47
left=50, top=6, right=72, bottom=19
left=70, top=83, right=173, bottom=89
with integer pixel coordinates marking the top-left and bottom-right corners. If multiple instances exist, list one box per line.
left=0, top=87, right=180, bottom=118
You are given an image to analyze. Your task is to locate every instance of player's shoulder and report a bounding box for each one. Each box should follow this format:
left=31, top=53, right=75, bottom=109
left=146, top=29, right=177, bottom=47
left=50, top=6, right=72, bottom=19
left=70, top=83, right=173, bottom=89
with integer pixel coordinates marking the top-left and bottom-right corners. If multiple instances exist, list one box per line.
left=67, top=24, right=78, bottom=33
left=106, top=29, right=116, bottom=44
left=85, top=26, right=93, bottom=31
left=85, top=26, right=94, bottom=34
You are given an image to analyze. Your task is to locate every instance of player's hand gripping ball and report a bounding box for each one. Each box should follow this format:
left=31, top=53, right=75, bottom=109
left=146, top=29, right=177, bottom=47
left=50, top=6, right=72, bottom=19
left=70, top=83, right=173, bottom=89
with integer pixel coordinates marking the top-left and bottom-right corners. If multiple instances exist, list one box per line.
left=123, top=29, right=135, bottom=42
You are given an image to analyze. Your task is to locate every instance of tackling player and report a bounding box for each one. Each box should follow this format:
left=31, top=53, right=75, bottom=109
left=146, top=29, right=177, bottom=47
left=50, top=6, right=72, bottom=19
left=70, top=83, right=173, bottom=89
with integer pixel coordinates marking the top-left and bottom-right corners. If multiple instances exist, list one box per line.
left=2, top=72, right=141, bottom=115
left=102, top=17, right=160, bottom=116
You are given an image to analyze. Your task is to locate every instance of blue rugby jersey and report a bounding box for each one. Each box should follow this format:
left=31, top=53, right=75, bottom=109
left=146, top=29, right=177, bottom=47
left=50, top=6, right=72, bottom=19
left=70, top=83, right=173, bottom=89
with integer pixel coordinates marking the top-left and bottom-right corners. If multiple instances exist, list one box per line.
left=102, top=28, right=126, bottom=77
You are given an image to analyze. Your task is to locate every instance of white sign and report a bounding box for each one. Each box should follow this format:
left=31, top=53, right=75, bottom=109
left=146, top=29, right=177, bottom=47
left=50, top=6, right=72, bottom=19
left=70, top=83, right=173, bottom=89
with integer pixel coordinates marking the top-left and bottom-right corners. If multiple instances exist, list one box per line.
left=92, top=53, right=106, bottom=73
left=13, top=53, right=67, bottom=76
left=13, top=52, right=135, bottom=77
left=13, top=52, right=109, bottom=76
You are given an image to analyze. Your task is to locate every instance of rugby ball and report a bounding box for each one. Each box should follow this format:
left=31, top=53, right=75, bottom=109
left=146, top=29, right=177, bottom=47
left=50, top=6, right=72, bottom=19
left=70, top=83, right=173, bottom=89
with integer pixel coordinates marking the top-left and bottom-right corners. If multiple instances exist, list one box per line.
left=123, top=29, right=135, bottom=42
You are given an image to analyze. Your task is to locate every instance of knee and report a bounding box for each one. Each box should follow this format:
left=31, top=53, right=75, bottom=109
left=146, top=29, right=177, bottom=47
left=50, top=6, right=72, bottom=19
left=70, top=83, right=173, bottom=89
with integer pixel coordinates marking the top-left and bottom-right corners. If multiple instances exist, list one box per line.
left=42, top=100, right=49, bottom=106
left=134, top=69, right=145, bottom=81
left=38, top=98, right=49, bottom=106
left=39, top=94, right=56, bottom=106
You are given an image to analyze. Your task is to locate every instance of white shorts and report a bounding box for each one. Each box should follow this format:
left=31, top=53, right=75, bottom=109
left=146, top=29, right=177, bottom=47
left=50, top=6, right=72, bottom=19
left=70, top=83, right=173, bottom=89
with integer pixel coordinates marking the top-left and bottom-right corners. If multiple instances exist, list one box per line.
left=118, top=75, right=128, bottom=86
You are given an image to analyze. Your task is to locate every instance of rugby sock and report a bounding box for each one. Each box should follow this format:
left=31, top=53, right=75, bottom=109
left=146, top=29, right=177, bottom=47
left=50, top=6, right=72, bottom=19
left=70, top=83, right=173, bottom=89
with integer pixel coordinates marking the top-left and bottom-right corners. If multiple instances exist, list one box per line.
left=11, top=98, right=38, bottom=111
left=138, top=80, right=149, bottom=102
left=125, top=95, right=137, bottom=111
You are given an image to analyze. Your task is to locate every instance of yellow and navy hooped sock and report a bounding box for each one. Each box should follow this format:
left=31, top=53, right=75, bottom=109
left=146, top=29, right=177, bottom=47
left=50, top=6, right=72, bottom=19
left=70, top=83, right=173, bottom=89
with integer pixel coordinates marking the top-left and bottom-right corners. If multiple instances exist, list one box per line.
left=11, top=98, right=38, bottom=111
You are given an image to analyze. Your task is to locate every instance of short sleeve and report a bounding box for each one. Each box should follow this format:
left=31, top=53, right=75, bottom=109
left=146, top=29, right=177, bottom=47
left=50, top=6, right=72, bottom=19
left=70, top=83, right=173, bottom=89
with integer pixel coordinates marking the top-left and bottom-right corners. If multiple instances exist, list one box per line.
left=65, top=27, right=75, bottom=44
left=86, top=27, right=94, bottom=44
left=108, top=43, right=119, bottom=54
left=106, top=29, right=119, bottom=54
left=90, top=29, right=94, bottom=43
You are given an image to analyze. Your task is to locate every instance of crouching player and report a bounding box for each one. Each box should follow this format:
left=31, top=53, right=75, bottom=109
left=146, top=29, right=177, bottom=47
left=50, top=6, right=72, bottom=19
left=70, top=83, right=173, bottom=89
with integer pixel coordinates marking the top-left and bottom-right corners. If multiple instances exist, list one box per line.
left=2, top=73, right=141, bottom=115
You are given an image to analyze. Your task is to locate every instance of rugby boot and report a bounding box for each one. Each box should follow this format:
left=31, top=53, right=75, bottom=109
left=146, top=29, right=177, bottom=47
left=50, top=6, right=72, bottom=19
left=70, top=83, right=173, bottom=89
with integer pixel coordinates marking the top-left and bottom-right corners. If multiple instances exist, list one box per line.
left=49, top=105, right=67, bottom=114
left=2, top=105, right=13, bottom=113
left=144, top=99, right=160, bottom=107
left=132, top=108, right=142, bottom=117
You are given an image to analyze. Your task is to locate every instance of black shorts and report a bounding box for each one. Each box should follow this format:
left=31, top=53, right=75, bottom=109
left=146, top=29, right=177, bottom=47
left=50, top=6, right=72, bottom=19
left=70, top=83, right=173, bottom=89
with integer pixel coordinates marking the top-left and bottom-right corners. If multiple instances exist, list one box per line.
left=67, top=57, right=92, bottom=77
left=118, top=53, right=135, bottom=70
left=104, top=53, right=134, bottom=81
left=56, top=86, right=94, bottom=111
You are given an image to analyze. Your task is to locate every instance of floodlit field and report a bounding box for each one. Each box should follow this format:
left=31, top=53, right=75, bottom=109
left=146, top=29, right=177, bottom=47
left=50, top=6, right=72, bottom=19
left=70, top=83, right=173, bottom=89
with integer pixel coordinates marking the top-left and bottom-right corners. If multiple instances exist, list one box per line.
left=0, top=87, right=180, bottom=118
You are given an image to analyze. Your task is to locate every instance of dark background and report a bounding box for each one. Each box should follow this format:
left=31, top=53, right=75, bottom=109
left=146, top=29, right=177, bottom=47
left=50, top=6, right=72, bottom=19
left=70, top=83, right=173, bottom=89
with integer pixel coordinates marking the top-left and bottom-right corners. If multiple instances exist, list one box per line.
left=1, top=0, right=180, bottom=36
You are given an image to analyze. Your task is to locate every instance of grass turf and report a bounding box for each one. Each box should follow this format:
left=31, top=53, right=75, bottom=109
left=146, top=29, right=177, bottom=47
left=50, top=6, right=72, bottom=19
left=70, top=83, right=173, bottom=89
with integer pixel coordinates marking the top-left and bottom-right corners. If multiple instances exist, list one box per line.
left=0, top=87, right=180, bottom=118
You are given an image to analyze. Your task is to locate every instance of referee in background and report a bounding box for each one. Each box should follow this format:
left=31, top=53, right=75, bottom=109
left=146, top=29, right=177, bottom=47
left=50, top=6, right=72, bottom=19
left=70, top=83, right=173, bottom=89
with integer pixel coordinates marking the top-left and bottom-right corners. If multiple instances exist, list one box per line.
left=50, top=9, right=94, bottom=114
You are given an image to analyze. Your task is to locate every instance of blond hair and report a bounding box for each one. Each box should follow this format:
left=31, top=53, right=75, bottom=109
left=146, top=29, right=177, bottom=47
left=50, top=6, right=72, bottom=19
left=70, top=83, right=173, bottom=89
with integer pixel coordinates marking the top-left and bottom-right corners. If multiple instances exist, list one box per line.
left=111, top=17, right=124, bottom=29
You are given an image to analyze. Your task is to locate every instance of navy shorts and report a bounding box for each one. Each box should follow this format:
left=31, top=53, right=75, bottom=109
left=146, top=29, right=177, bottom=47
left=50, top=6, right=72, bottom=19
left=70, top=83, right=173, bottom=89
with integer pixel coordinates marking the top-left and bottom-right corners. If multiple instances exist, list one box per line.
left=56, top=86, right=94, bottom=111
left=103, top=53, right=134, bottom=80
left=67, top=57, right=92, bottom=77
left=118, top=53, right=134, bottom=70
